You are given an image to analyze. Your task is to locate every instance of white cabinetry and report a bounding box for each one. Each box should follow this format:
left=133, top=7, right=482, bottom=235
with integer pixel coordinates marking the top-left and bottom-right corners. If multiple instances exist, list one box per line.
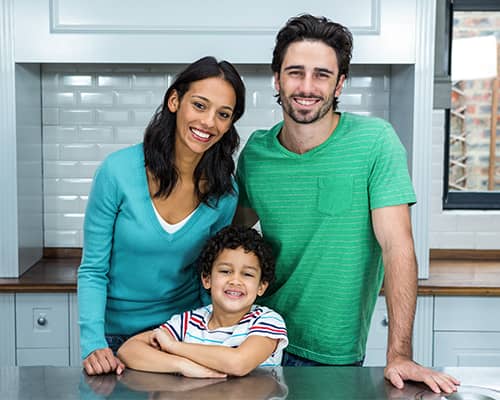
left=3, top=293, right=81, bottom=367
left=15, top=293, right=69, bottom=366
left=0, top=294, right=15, bottom=366
left=433, top=297, right=500, bottom=367
left=365, top=296, right=433, bottom=366
left=69, top=293, right=81, bottom=366
left=14, top=0, right=416, bottom=64
left=365, top=297, right=389, bottom=366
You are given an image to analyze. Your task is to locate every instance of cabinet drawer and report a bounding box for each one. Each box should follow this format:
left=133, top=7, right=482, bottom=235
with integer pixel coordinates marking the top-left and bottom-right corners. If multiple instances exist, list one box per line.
left=16, top=293, right=69, bottom=348
left=434, top=297, right=500, bottom=331
left=17, top=348, right=69, bottom=366
left=434, top=332, right=500, bottom=367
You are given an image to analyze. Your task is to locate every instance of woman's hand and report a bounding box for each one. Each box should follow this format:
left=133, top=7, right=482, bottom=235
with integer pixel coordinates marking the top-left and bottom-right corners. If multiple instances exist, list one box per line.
left=83, top=347, right=125, bottom=375
left=150, top=328, right=175, bottom=352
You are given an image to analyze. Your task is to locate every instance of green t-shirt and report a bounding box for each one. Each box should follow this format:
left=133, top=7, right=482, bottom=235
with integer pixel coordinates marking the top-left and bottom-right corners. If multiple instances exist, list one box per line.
left=236, top=112, right=416, bottom=364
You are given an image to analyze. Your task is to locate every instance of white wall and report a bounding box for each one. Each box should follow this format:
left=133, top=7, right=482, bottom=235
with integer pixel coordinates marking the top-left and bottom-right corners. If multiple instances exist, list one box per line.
left=42, top=64, right=392, bottom=247
left=429, top=110, right=500, bottom=249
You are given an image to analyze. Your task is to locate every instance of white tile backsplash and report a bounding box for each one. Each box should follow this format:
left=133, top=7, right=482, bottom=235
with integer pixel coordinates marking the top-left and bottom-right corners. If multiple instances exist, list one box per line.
left=475, top=232, right=500, bottom=249
left=59, top=109, right=94, bottom=125
left=44, top=178, right=93, bottom=197
left=97, top=75, right=130, bottom=88
left=115, top=91, right=152, bottom=106
left=78, top=127, right=114, bottom=143
left=61, top=75, right=93, bottom=87
left=44, top=126, right=78, bottom=144
left=96, top=109, right=131, bottom=124
left=43, top=92, right=76, bottom=106
left=42, top=64, right=391, bottom=247
left=132, top=74, right=166, bottom=88
left=79, top=92, right=114, bottom=106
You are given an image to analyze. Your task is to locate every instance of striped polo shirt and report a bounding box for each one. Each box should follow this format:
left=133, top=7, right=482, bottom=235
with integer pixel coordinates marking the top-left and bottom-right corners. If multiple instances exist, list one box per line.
left=160, top=304, right=288, bottom=367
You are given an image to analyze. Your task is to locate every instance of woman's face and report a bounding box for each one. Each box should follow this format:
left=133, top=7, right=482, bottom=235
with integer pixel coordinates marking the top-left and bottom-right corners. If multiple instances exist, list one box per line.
left=168, top=77, right=237, bottom=157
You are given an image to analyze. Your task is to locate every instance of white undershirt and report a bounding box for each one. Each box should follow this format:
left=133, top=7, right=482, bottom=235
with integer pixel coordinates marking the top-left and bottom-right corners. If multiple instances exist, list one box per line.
left=151, top=200, right=197, bottom=234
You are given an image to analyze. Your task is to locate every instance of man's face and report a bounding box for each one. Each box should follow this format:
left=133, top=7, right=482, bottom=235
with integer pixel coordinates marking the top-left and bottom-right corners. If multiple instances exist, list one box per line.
left=274, top=40, right=345, bottom=124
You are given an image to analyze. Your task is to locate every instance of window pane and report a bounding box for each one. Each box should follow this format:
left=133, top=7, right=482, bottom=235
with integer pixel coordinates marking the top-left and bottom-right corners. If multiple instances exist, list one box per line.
left=448, top=11, right=499, bottom=192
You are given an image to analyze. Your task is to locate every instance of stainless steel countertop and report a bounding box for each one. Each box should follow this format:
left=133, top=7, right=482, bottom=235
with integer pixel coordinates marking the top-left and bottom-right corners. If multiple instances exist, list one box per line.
left=0, top=366, right=499, bottom=400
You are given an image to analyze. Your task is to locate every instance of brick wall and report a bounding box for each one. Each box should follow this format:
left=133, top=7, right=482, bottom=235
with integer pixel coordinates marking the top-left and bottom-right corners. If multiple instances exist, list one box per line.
left=451, top=12, right=500, bottom=190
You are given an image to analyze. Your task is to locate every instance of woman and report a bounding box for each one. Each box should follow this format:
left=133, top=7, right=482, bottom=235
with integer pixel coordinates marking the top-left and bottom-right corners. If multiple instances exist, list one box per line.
left=78, top=56, right=245, bottom=377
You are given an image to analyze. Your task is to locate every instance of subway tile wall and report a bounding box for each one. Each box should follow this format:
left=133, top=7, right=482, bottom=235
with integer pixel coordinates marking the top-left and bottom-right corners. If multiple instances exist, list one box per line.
left=428, top=110, right=500, bottom=249
left=42, top=64, right=391, bottom=247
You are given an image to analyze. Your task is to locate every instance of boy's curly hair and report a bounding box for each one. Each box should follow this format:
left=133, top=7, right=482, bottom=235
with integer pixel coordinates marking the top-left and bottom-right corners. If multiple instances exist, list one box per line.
left=198, top=226, right=275, bottom=284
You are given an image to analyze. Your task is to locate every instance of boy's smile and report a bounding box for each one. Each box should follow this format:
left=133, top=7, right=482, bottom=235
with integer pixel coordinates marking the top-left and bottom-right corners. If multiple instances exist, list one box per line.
left=202, top=247, right=268, bottom=328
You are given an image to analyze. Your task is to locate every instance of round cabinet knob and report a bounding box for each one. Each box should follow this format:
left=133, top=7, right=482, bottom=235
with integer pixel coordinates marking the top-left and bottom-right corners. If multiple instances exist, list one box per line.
left=381, top=315, right=389, bottom=327
left=37, top=316, right=47, bottom=326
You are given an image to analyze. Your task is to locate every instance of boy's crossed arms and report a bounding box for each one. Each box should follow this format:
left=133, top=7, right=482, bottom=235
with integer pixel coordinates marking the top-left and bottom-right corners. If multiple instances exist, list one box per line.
left=117, top=226, right=288, bottom=378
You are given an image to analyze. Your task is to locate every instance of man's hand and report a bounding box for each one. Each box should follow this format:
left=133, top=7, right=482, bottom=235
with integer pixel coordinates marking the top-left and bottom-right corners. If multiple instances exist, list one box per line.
left=83, top=347, right=125, bottom=376
left=384, top=355, right=460, bottom=394
left=150, top=328, right=175, bottom=352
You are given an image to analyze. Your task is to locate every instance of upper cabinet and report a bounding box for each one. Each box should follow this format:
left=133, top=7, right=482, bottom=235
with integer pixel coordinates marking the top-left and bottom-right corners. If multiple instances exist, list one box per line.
left=14, top=0, right=416, bottom=64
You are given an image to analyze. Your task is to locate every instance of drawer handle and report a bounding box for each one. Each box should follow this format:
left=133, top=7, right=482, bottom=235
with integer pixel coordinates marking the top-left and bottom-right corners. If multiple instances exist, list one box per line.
left=37, top=316, right=47, bottom=326
left=381, top=315, right=389, bottom=327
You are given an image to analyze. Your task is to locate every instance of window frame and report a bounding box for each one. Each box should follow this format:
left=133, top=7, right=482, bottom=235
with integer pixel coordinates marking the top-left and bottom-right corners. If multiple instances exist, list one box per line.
left=442, top=0, right=500, bottom=210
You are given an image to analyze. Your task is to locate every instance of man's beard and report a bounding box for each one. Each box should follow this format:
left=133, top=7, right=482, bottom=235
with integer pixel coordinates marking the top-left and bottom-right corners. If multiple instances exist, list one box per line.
left=280, top=90, right=336, bottom=124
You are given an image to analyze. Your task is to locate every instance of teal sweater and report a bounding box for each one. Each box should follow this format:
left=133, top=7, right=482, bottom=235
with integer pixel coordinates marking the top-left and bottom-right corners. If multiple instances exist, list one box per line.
left=78, top=144, right=237, bottom=359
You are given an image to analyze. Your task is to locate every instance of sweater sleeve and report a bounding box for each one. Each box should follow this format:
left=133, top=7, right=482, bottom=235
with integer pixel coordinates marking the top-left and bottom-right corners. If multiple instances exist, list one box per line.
left=77, top=159, right=120, bottom=360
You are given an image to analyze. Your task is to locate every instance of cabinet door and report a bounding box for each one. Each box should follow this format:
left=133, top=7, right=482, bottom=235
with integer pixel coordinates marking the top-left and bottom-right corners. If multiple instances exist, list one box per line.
left=16, top=293, right=69, bottom=348
left=0, top=294, right=15, bottom=366
left=69, top=293, right=81, bottom=366
left=365, top=297, right=388, bottom=366
left=365, top=296, right=434, bottom=367
left=434, top=297, right=500, bottom=331
left=17, top=348, right=69, bottom=367
left=14, top=0, right=416, bottom=63
left=434, top=332, right=500, bottom=367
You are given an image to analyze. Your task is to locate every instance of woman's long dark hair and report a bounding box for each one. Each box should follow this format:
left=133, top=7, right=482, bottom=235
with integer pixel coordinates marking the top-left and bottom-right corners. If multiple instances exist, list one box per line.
left=143, top=56, right=245, bottom=205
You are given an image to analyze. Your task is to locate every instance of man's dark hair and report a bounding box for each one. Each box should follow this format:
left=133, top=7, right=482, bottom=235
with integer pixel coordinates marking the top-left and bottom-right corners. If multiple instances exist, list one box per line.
left=272, top=14, right=353, bottom=109
left=198, top=226, right=275, bottom=284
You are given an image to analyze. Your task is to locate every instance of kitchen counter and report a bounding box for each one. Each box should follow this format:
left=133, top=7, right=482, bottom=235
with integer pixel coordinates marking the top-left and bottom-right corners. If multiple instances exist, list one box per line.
left=1, top=366, right=499, bottom=400
left=1, top=250, right=500, bottom=295
left=0, top=258, right=78, bottom=292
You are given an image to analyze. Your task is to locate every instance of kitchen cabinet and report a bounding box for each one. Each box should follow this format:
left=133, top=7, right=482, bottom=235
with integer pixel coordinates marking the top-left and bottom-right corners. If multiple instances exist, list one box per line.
left=0, top=294, right=15, bottom=366
left=364, top=296, right=433, bottom=367
left=365, top=297, right=389, bottom=366
left=433, top=297, right=500, bottom=367
left=69, top=293, right=81, bottom=366
left=4, top=292, right=500, bottom=368
left=15, top=293, right=69, bottom=366
left=0, top=293, right=80, bottom=367
left=14, top=0, right=416, bottom=64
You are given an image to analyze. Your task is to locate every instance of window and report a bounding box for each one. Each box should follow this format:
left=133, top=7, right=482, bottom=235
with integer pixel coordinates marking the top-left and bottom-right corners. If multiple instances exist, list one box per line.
left=443, top=0, right=500, bottom=209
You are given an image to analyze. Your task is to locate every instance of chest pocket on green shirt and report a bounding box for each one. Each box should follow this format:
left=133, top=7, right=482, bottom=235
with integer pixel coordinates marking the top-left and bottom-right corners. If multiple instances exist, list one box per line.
left=317, top=176, right=353, bottom=216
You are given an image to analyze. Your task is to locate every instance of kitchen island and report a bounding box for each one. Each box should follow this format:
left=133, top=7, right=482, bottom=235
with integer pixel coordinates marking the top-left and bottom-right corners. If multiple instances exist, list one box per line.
left=1, top=366, right=499, bottom=400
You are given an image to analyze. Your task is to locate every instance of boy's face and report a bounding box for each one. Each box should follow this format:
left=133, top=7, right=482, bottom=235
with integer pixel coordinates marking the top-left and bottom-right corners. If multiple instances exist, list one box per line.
left=202, top=247, right=269, bottom=316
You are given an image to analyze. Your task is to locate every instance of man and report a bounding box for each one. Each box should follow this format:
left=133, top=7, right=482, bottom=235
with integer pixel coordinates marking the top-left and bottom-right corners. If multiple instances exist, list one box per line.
left=234, top=14, right=459, bottom=394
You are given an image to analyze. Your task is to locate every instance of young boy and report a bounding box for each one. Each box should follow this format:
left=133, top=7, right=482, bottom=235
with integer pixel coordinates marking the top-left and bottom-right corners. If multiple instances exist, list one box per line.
left=117, top=226, right=288, bottom=377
